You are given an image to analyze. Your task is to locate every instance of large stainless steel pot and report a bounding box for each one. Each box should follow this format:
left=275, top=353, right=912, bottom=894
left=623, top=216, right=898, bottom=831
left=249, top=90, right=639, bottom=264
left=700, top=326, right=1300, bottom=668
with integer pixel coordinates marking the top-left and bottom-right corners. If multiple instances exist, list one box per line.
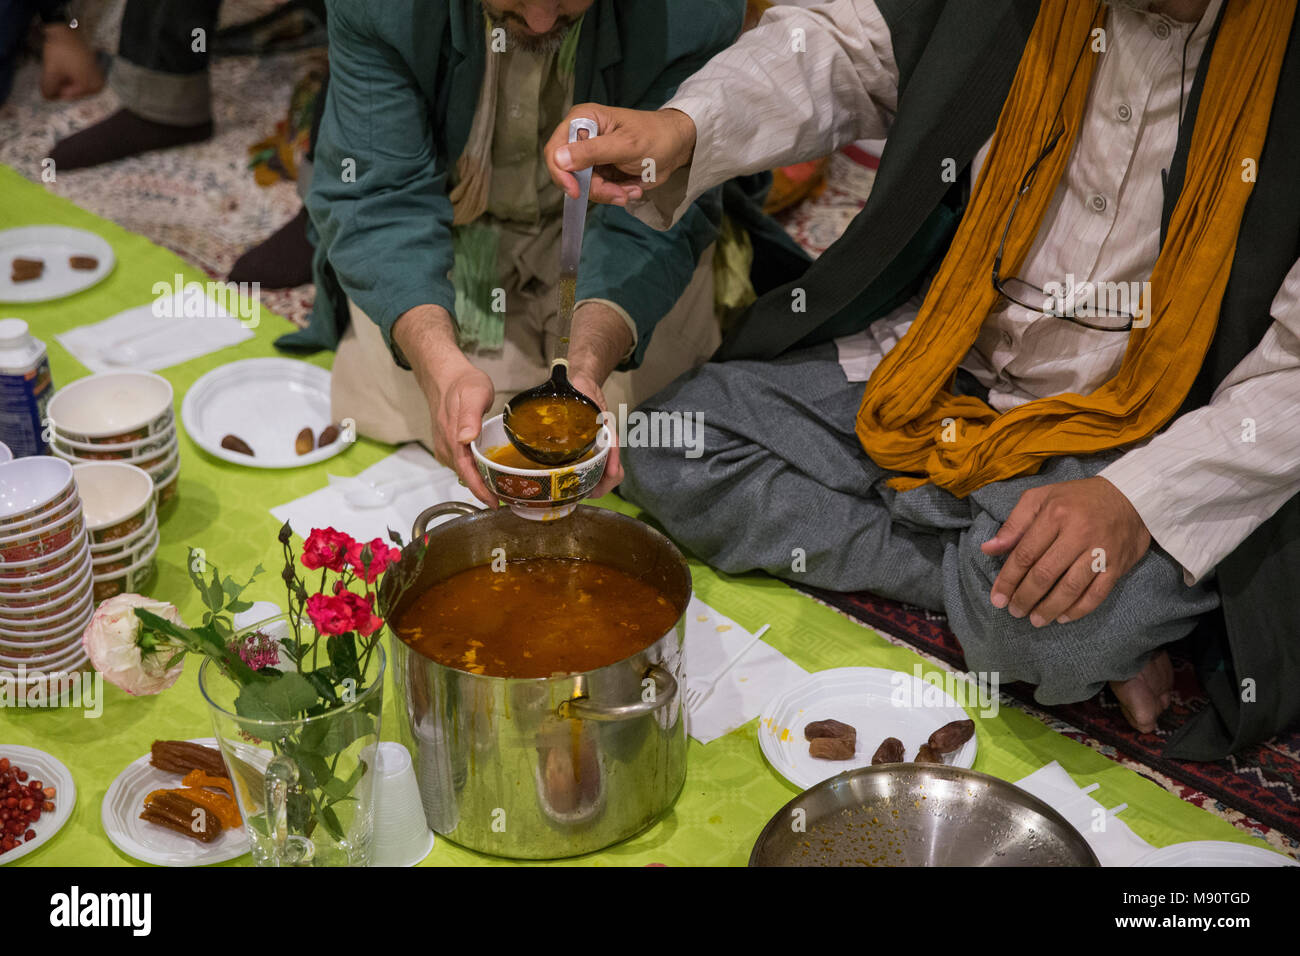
left=379, top=501, right=690, bottom=860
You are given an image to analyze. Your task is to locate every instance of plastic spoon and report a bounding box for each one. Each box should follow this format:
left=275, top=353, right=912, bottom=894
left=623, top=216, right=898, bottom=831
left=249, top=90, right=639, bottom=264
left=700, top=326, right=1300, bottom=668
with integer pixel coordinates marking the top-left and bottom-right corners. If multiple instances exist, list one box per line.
left=502, top=118, right=603, bottom=467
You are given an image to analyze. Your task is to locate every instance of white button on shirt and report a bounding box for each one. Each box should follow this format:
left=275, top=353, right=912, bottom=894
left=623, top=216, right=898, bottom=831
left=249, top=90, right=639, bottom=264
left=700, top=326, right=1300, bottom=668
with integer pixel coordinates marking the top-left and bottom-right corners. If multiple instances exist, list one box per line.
left=635, top=0, right=1300, bottom=586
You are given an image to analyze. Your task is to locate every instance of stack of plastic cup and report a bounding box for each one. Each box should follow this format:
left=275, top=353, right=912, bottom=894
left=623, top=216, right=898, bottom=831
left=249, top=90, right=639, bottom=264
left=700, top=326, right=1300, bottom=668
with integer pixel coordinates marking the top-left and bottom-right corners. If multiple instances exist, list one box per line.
left=367, top=741, right=436, bottom=867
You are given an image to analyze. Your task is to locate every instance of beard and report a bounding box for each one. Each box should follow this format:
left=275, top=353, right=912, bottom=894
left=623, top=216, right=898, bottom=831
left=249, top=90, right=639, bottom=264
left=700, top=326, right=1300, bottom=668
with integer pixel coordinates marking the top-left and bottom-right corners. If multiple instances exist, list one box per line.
left=485, top=9, right=576, bottom=55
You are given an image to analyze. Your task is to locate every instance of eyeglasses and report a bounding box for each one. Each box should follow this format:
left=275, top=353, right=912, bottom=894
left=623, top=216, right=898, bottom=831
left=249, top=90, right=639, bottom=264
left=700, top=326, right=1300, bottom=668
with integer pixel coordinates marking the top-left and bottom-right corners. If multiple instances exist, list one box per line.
left=990, top=2, right=1139, bottom=334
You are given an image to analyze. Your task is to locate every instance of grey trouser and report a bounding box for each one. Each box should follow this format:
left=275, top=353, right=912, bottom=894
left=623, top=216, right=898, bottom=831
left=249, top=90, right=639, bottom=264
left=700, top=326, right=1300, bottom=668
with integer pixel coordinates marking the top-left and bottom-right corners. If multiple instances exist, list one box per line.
left=620, top=343, right=1221, bottom=705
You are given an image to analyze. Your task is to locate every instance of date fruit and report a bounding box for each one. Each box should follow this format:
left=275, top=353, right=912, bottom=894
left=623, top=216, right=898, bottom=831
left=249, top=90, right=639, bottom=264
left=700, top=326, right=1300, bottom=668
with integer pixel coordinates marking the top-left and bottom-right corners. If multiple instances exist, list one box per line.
left=318, top=424, right=340, bottom=447
left=804, top=719, right=857, bottom=742
left=295, top=428, right=314, bottom=456
left=221, top=434, right=254, bottom=457
left=809, top=736, right=855, bottom=760
left=871, top=737, right=905, bottom=765
left=927, top=719, right=975, bottom=755
left=11, top=257, right=43, bottom=282
left=69, top=255, right=99, bottom=270
left=914, top=744, right=943, bottom=764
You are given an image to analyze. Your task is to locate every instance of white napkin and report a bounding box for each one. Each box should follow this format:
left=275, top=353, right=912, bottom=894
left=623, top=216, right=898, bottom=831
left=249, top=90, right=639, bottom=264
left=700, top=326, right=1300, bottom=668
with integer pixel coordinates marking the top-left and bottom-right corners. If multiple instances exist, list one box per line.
left=270, top=444, right=479, bottom=544
left=1015, top=761, right=1154, bottom=867
left=684, top=597, right=807, bottom=745
left=56, top=298, right=254, bottom=373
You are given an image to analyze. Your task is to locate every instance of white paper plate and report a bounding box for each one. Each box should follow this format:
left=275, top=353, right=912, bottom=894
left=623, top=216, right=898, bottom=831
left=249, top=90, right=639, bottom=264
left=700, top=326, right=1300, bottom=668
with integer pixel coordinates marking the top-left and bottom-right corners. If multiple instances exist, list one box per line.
left=758, top=666, right=978, bottom=790
left=181, top=358, right=348, bottom=469
left=101, top=737, right=250, bottom=867
left=1131, top=841, right=1298, bottom=867
left=0, top=226, right=115, bottom=304
left=0, top=745, right=75, bottom=864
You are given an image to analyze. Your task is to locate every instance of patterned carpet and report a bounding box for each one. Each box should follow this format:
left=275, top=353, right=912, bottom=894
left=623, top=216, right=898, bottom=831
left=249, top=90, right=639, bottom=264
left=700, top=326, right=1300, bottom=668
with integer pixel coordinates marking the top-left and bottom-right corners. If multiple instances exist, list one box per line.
left=0, top=0, right=318, bottom=328
left=4, top=1, right=1294, bottom=861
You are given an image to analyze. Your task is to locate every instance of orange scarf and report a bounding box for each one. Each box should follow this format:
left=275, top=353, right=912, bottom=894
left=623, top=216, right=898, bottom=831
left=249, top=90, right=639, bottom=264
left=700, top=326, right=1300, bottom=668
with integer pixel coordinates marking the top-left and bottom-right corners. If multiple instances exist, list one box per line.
left=854, top=0, right=1295, bottom=497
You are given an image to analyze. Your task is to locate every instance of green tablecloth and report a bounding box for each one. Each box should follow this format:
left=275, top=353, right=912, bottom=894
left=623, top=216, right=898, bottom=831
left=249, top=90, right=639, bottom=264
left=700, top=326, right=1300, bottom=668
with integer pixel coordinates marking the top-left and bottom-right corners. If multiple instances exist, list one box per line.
left=0, top=165, right=1271, bottom=866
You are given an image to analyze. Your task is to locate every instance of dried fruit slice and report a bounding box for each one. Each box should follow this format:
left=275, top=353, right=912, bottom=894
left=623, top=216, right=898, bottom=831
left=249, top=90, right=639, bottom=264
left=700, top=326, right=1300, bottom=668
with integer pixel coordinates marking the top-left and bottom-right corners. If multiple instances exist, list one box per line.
left=927, top=719, right=975, bottom=755
left=150, top=740, right=228, bottom=778
left=871, top=736, right=904, bottom=765
left=140, top=790, right=222, bottom=843
left=809, top=736, right=856, bottom=760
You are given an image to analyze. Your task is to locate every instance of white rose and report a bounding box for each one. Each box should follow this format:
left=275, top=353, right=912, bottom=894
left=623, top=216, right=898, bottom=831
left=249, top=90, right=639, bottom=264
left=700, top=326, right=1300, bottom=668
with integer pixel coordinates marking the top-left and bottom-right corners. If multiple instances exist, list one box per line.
left=82, top=594, right=187, bottom=696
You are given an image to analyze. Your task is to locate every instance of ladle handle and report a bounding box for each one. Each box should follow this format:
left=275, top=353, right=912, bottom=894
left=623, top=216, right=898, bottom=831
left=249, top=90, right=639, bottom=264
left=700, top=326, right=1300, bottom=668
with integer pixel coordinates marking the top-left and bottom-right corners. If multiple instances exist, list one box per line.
left=562, top=665, right=678, bottom=722
left=556, top=119, right=599, bottom=367
left=411, top=501, right=483, bottom=541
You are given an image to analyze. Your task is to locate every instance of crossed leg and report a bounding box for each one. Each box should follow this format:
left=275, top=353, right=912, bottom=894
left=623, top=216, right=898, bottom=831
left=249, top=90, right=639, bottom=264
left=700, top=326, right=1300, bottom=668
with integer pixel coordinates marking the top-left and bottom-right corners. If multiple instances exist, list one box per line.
left=621, top=345, right=1220, bottom=730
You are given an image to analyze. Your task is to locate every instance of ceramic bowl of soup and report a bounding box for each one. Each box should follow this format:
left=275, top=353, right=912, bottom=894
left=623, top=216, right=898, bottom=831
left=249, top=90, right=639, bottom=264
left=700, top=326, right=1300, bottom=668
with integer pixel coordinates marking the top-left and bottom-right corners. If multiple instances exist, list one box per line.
left=380, top=501, right=690, bottom=860
left=470, top=414, right=610, bottom=521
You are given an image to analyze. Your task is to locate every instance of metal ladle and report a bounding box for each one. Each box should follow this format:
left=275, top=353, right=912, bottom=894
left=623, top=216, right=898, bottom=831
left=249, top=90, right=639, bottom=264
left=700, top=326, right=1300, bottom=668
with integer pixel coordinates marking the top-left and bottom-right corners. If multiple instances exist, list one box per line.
left=502, top=118, right=603, bottom=467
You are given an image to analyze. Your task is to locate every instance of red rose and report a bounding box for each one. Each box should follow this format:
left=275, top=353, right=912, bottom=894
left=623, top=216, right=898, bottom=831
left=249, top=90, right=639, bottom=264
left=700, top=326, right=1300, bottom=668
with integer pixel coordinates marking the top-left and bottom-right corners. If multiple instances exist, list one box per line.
left=306, top=593, right=354, bottom=636
left=345, top=538, right=402, bottom=584
left=302, top=528, right=355, bottom=572
left=334, top=588, right=384, bottom=637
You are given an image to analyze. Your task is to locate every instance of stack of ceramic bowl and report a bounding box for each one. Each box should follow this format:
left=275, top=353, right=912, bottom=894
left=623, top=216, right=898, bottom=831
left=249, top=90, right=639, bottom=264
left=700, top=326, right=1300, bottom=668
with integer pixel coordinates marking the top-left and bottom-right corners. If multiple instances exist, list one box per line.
left=46, top=371, right=179, bottom=508
left=72, top=462, right=160, bottom=602
left=0, top=457, right=94, bottom=680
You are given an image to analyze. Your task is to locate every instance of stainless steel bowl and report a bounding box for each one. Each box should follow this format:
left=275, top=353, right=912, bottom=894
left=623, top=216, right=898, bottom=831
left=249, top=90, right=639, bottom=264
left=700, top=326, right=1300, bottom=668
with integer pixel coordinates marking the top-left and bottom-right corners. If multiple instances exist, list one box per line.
left=750, top=764, right=1099, bottom=866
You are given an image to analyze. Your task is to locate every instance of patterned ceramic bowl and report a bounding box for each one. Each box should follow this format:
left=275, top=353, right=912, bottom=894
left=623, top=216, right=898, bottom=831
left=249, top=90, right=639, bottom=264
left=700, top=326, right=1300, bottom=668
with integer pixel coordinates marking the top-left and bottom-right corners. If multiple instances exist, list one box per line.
left=0, top=629, right=85, bottom=660
left=0, top=589, right=93, bottom=637
left=46, top=371, right=174, bottom=444
left=0, top=502, right=84, bottom=563
left=0, top=564, right=93, bottom=624
left=73, top=462, right=156, bottom=545
left=0, top=457, right=75, bottom=530
left=0, top=556, right=93, bottom=611
left=0, top=530, right=88, bottom=580
left=91, top=537, right=159, bottom=603
left=0, top=632, right=89, bottom=668
left=0, top=490, right=79, bottom=540
left=0, top=538, right=89, bottom=594
left=91, top=524, right=158, bottom=576
left=88, top=505, right=156, bottom=556
left=155, top=469, right=180, bottom=509
left=470, top=415, right=610, bottom=522
left=51, top=422, right=176, bottom=458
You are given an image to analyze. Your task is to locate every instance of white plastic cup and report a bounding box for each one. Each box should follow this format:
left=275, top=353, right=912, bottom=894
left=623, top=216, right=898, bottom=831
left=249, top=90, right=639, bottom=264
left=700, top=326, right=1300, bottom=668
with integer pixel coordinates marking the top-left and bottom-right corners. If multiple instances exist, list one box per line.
left=367, top=741, right=435, bottom=867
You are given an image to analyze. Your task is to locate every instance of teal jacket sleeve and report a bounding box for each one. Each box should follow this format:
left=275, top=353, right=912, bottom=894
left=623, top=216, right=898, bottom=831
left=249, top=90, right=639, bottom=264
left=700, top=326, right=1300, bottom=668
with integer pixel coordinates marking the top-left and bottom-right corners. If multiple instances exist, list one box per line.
left=305, top=0, right=456, bottom=367
left=574, top=6, right=743, bottom=369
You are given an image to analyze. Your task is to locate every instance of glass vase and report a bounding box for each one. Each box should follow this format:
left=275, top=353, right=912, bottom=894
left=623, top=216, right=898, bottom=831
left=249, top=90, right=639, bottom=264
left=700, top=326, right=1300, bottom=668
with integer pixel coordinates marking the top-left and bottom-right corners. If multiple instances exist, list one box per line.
left=198, top=614, right=386, bottom=867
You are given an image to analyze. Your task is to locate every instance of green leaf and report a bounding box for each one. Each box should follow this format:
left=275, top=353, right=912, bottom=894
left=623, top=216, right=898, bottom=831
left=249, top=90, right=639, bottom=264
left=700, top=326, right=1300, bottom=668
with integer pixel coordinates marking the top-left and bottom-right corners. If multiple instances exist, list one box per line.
left=134, top=608, right=259, bottom=685
left=207, top=567, right=225, bottom=613
left=227, top=599, right=255, bottom=614
left=314, top=802, right=345, bottom=841
left=233, top=671, right=317, bottom=721
left=302, top=669, right=340, bottom=706
left=187, top=548, right=208, bottom=598
left=327, top=634, right=360, bottom=686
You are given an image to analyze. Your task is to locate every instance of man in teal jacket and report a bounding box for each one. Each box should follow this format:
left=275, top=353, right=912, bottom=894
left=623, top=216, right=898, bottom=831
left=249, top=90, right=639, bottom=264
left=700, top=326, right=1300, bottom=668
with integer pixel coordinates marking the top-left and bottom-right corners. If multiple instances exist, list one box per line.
left=278, top=0, right=765, bottom=503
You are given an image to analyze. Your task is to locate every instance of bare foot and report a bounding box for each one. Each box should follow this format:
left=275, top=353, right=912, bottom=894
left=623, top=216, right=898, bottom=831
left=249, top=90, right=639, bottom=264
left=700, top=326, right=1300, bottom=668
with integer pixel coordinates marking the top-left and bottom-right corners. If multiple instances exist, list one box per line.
left=1109, top=651, right=1174, bottom=733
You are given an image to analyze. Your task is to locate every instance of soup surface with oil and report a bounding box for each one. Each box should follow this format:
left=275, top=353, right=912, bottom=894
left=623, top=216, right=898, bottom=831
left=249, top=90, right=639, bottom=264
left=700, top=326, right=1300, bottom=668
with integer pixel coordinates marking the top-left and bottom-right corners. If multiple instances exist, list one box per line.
left=486, top=443, right=595, bottom=470
left=395, top=558, right=680, bottom=678
left=506, top=395, right=600, bottom=457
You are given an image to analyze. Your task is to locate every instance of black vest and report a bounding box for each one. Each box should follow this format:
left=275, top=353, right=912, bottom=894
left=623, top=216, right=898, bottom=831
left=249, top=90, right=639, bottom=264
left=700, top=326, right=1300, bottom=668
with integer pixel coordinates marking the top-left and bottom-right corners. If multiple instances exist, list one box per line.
left=719, top=0, right=1300, bottom=760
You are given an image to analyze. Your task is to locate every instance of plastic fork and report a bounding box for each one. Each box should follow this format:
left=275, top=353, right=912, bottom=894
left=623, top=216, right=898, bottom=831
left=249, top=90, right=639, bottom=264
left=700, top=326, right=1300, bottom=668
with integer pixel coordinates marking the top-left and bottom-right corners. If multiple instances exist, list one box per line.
left=685, top=624, right=771, bottom=714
